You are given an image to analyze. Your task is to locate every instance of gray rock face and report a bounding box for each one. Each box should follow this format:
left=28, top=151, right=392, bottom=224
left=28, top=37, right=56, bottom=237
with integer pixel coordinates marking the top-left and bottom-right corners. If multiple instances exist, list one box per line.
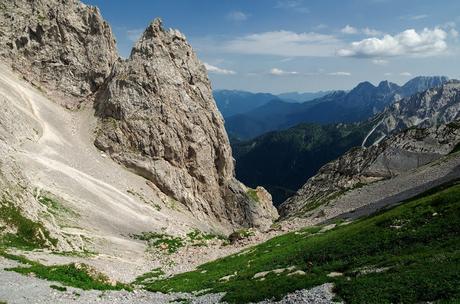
left=94, top=20, right=277, bottom=230
left=280, top=122, right=460, bottom=217
left=0, top=0, right=118, bottom=108
left=364, top=81, right=460, bottom=146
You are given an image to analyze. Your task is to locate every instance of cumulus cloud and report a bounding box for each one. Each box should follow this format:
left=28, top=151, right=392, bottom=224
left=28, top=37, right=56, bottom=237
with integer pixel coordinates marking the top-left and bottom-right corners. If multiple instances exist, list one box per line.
left=204, top=63, right=236, bottom=75
left=341, top=25, right=383, bottom=36
left=337, top=27, right=448, bottom=58
left=328, top=71, right=352, bottom=76
left=227, top=11, right=249, bottom=22
left=221, top=30, right=341, bottom=57
left=341, top=25, right=358, bottom=34
left=269, top=68, right=299, bottom=76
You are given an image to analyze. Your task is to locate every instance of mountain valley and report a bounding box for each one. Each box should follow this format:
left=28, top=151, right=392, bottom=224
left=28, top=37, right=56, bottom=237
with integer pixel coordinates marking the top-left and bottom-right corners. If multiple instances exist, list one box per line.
left=0, top=0, right=459, bottom=303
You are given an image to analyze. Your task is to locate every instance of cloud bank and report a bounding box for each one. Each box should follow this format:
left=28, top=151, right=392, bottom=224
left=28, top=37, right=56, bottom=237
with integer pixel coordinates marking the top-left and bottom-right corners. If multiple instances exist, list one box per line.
left=337, top=27, right=448, bottom=58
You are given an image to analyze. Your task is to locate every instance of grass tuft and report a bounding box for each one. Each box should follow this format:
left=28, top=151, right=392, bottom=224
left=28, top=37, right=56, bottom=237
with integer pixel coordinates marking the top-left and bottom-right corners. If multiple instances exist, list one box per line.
left=0, top=199, right=58, bottom=250
left=0, top=251, right=130, bottom=291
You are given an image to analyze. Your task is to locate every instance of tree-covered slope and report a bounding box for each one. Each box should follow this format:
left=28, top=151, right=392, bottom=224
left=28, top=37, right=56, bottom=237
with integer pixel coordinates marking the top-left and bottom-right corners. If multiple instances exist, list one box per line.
left=232, top=121, right=374, bottom=205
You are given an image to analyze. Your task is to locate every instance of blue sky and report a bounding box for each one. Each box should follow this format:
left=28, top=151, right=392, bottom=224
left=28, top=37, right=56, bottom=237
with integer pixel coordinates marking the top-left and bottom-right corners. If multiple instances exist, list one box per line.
left=83, top=0, right=460, bottom=93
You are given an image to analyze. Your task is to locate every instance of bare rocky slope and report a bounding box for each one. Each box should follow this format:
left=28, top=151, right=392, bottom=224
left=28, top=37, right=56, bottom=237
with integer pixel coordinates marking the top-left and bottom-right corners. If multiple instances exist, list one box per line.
left=0, top=0, right=277, bottom=263
left=280, top=121, right=460, bottom=218
left=363, top=80, right=460, bottom=146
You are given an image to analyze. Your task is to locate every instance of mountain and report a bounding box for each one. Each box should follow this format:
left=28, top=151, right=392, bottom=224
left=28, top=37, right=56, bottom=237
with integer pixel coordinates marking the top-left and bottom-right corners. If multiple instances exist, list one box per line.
left=280, top=121, right=460, bottom=219
left=363, top=80, right=460, bottom=146
left=233, top=120, right=375, bottom=205
left=226, top=77, right=449, bottom=140
left=213, top=89, right=332, bottom=119
left=0, top=0, right=118, bottom=109
left=233, top=80, right=458, bottom=205
left=276, top=90, right=332, bottom=102
left=280, top=83, right=460, bottom=218
left=213, top=90, right=282, bottom=118
left=400, top=76, right=449, bottom=96
left=0, top=0, right=277, bottom=258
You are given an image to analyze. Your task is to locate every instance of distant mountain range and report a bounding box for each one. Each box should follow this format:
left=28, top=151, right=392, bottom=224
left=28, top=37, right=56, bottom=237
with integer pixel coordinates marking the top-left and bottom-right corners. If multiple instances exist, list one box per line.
left=213, top=89, right=331, bottom=118
left=276, top=91, right=333, bottom=103
left=223, top=76, right=449, bottom=140
left=232, top=76, right=454, bottom=205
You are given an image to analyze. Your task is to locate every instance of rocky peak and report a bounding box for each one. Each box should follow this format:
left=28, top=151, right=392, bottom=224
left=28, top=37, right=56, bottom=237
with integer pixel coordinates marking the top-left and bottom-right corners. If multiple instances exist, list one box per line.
left=363, top=80, right=460, bottom=146
left=0, top=0, right=119, bottom=108
left=94, top=19, right=277, bottom=230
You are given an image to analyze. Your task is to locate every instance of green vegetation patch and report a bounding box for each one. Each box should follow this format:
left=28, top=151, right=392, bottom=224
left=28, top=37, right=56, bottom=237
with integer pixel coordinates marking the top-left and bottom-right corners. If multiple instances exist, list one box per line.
left=51, top=250, right=97, bottom=258
left=132, top=232, right=184, bottom=254
left=0, top=199, right=58, bottom=250
left=133, top=229, right=228, bottom=254
left=50, top=285, right=67, bottom=292
left=246, top=189, right=260, bottom=203
left=144, top=181, right=460, bottom=303
left=0, top=251, right=130, bottom=291
left=37, top=194, right=78, bottom=218
left=134, top=267, right=165, bottom=286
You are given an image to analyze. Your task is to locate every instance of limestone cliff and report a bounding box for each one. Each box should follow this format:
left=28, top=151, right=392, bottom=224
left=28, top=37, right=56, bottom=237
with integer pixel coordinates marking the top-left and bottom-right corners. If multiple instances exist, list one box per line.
left=94, top=19, right=277, bottom=230
left=0, top=0, right=118, bottom=108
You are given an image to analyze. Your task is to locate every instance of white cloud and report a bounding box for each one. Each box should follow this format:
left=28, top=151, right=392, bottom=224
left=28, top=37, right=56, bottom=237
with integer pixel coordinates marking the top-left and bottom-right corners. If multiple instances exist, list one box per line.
left=450, top=28, right=459, bottom=38
left=341, top=25, right=358, bottom=34
left=384, top=72, right=392, bottom=76
left=221, top=30, right=341, bottom=57
left=328, top=71, right=352, bottom=76
left=341, top=25, right=383, bottom=36
left=275, top=0, right=309, bottom=13
left=204, top=63, right=236, bottom=75
left=227, top=11, right=249, bottom=22
left=337, top=27, right=448, bottom=58
left=400, top=72, right=412, bottom=76
left=372, top=59, right=389, bottom=65
left=126, top=28, right=144, bottom=42
left=269, top=68, right=299, bottom=76
left=363, top=28, right=383, bottom=36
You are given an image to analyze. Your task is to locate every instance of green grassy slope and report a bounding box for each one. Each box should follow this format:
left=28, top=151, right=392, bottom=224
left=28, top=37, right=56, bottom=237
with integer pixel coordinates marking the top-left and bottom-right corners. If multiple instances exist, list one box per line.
left=144, top=181, right=460, bottom=303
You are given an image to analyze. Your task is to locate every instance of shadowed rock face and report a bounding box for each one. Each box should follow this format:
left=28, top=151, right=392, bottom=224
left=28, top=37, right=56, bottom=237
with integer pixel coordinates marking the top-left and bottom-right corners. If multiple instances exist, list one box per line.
left=94, top=20, right=277, bottom=230
left=280, top=122, right=460, bottom=217
left=0, top=0, right=118, bottom=108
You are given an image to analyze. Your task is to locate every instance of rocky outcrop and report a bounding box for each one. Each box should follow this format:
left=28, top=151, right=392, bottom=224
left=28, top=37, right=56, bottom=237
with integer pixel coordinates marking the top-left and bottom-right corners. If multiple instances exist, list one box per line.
left=94, top=19, right=277, bottom=230
left=363, top=81, right=460, bottom=146
left=0, top=0, right=118, bottom=108
left=280, top=121, right=460, bottom=217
